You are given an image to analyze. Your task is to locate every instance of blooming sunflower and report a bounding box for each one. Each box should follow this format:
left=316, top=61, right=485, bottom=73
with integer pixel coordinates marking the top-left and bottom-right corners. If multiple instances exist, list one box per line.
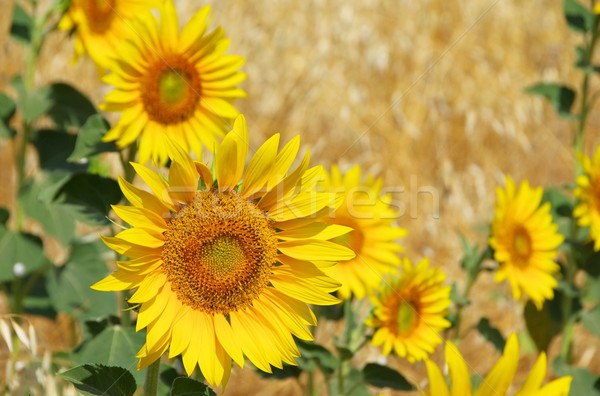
left=100, top=1, right=246, bottom=165
left=92, top=115, right=355, bottom=388
left=321, top=165, right=406, bottom=299
left=58, top=0, right=160, bottom=70
left=489, top=176, right=563, bottom=310
left=365, top=257, right=451, bottom=362
left=425, top=333, right=572, bottom=396
left=574, top=146, right=600, bottom=251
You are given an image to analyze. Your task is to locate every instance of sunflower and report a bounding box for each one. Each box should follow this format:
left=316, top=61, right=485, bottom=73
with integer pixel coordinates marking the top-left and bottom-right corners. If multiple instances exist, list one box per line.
left=489, top=176, right=563, bottom=310
left=425, top=333, right=572, bottom=396
left=365, top=257, right=451, bottom=362
left=58, top=0, right=160, bottom=70
left=99, top=1, right=246, bottom=165
left=574, top=146, right=600, bottom=251
left=321, top=165, right=406, bottom=299
left=92, top=115, right=355, bottom=388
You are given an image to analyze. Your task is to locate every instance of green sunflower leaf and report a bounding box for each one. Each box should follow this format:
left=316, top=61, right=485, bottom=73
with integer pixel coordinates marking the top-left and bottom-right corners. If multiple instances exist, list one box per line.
left=553, top=357, right=600, bottom=396
left=59, top=364, right=136, bottom=396
left=19, top=171, right=76, bottom=245
left=46, top=240, right=116, bottom=321
left=0, top=92, right=16, bottom=138
left=362, top=363, right=414, bottom=391
left=32, top=130, right=87, bottom=173
left=10, top=3, right=32, bottom=44
left=524, top=298, right=563, bottom=352
left=475, top=318, right=506, bottom=352
left=170, top=377, right=217, bottom=396
left=581, top=305, right=600, bottom=340
left=0, top=225, right=50, bottom=282
left=71, top=322, right=146, bottom=385
left=564, top=0, right=595, bottom=33
left=525, top=83, right=577, bottom=119
left=296, top=339, right=339, bottom=374
left=68, top=114, right=116, bottom=161
left=11, top=76, right=52, bottom=124
left=0, top=207, right=9, bottom=225
left=54, top=173, right=122, bottom=226
left=46, top=83, right=98, bottom=131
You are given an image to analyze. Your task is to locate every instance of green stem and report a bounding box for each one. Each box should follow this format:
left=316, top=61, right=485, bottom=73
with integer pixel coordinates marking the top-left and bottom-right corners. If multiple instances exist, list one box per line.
left=574, top=17, right=600, bottom=159
left=143, top=359, right=161, bottom=396
left=306, top=371, right=317, bottom=396
left=452, top=268, right=478, bottom=342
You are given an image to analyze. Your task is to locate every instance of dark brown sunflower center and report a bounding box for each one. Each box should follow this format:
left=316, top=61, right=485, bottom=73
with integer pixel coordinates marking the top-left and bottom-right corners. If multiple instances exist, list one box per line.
left=83, top=0, right=117, bottom=33
left=141, top=54, right=201, bottom=125
left=162, top=190, right=277, bottom=314
left=512, top=226, right=532, bottom=263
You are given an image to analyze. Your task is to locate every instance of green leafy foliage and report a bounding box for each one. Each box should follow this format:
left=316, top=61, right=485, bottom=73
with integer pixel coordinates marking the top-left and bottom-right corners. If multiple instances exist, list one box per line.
left=19, top=172, right=76, bottom=245
left=71, top=322, right=146, bottom=384
left=475, top=318, right=506, bottom=352
left=296, top=339, right=339, bottom=374
left=581, top=305, right=600, bottom=339
left=170, top=378, right=217, bottom=396
left=362, top=363, right=414, bottom=391
left=0, top=92, right=16, bottom=138
left=59, top=364, right=136, bottom=396
left=525, top=83, right=577, bottom=119
left=69, top=114, right=117, bottom=161
left=46, top=240, right=117, bottom=321
left=524, top=298, right=564, bottom=352
left=46, top=83, right=98, bottom=130
left=564, top=0, right=595, bottom=33
left=55, top=173, right=122, bottom=226
left=553, top=357, right=600, bottom=396
left=0, top=207, right=9, bottom=225
left=0, top=225, right=49, bottom=282
left=11, top=76, right=52, bottom=123
left=33, top=130, right=86, bottom=172
left=10, top=3, right=33, bottom=44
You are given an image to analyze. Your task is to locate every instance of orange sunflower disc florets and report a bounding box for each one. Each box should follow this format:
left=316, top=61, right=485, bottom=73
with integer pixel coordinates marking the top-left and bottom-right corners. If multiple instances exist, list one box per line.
left=162, top=190, right=277, bottom=314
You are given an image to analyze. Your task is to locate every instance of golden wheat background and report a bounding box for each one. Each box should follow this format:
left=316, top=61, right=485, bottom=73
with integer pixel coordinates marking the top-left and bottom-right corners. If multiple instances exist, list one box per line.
left=1, top=0, right=599, bottom=394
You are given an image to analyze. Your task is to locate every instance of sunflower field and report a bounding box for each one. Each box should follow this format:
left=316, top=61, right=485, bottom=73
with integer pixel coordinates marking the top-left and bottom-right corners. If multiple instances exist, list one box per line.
left=0, top=0, right=599, bottom=395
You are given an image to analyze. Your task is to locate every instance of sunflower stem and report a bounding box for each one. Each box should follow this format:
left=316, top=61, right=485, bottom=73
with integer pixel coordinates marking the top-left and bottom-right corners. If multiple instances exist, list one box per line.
left=143, top=359, right=161, bottom=396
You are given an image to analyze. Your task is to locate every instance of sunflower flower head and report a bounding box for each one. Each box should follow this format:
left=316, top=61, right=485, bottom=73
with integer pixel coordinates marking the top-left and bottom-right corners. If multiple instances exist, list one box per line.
left=99, top=1, right=246, bottom=165
left=425, top=333, right=572, bottom=396
left=366, top=257, right=451, bottom=362
left=574, top=146, right=600, bottom=251
left=321, top=165, right=406, bottom=299
left=59, top=0, right=160, bottom=70
left=489, top=176, right=563, bottom=310
left=92, top=115, right=355, bottom=388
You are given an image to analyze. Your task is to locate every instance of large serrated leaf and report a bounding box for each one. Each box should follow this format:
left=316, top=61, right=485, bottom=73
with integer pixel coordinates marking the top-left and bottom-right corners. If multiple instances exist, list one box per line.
left=0, top=225, right=50, bottom=282
left=553, top=357, right=600, bottom=396
left=69, top=114, right=117, bottom=161
left=11, top=76, right=52, bottom=123
left=475, top=318, right=506, bottom=352
left=19, top=172, right=76, bottom=245
left=525, top=83, right=576, bottom=119
left=362, top=363, right=414, bottom=391
left=59, top=364, right=136, bottom=396
left=581, top=306, right=600, bottom=340
left=32, top=130, right=86, bottom=173
left=46, top=83, right=98, bottom=130
left=10, top=3, right=32, bottom=44
left=564, top=0, right=595, bottom=33
left=524, top=298, right=563, bottom=352
left=72, top=324, right=146, bottom=385
left=0, top=92, right=16, bottom=138
left=296, top=339, right=339, bottom=374
left=55, top=173, right=122, bottom=226
left=170, top=378, right=217, bottom=396
left=46, top=240, right=116, bottom=321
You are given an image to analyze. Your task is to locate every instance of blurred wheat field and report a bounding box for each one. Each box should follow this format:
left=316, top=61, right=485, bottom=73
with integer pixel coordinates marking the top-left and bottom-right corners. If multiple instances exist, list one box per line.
left=1, top=0, right=599, bottom=394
